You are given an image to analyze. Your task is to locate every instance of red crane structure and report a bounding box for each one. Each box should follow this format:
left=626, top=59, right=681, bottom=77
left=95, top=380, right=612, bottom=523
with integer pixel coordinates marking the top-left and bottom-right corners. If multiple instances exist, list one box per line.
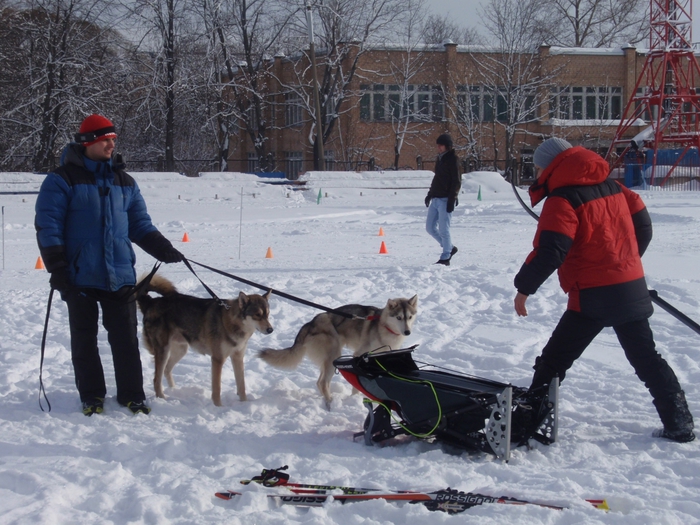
left=606, top=0, right=700, bottom=186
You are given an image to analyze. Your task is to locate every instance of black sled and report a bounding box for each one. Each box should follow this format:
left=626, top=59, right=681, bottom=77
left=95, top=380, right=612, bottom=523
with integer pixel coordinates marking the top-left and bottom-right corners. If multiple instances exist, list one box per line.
left=334, top=346, right=558, bottom=461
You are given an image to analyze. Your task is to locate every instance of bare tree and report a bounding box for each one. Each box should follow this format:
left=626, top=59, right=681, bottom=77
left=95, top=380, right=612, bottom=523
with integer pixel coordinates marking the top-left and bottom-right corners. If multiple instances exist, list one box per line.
left=381, top=0, right=433, bottom=169
left=196, top=0, right=292, bottom=172
left=283, top=0, right=407, bottom=169
left=421, top=13, right=480, bottom=45
left=535, top=0, right=648, bottom=48
left=443, top=73, right=487, bottom=170
left=123, top=0, right=191, bottom=172
left=0, top=0, right=120, bottom=171
left=476, top=0, right=561, bottom=174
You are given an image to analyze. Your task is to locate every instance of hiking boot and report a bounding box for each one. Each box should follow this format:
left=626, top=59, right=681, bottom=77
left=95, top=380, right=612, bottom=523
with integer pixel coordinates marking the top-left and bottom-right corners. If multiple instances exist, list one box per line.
left=652, top=390, right=694, bottom=442
left=435, top=258, right=450, bottom=266
left=450, top=246, right=458, bottom=259
left=652, top=428, right=696, bottom=443
left=511, top=387, right=547, bottom=446
left=82, top=397, right=104, bottom=416
left=123, top=401, right=151, bottom=415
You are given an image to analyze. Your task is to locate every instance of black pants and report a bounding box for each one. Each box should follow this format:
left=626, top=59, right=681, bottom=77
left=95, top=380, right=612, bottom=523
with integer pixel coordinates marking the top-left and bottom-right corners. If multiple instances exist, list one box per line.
left=531, top=310, right=682, bottom=401
left=64, top=289, right=145, bottom=405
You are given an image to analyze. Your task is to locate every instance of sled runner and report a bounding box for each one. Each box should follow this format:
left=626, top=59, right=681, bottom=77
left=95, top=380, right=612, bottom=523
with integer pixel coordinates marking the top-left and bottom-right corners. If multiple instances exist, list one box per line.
left=334, top=346, right=558, bottom=461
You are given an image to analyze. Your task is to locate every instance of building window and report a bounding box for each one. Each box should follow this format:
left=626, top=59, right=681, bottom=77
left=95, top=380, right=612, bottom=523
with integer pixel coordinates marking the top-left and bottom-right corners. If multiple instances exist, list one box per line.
left=415, top=85, right=444, bottom=121
left=324, top=150, right=335, bottom=170
left=458, top=85, right=535, bottom=123
left=247, top=153, right=259, bottom=172
left=458, top=86, right=497, bottom=122
left=359, top=84, right=439, bottom=122
left=550, top=86, right=622, bottom=120
left=635, top=87, right=652, bottom=121
left=285, top=92, right=303, bottom=127
left=285, top=151, right=303, bottom=179
left=373, top=84, right=385, bottom=121
left=457, top=85, right=486, bottom=122
left=360, top=89, right=371, bottom=120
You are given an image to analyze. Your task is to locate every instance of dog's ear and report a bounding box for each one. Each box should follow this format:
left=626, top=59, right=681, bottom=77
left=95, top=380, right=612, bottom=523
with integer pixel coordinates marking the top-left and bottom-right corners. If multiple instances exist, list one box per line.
left=264, top=289, right=272, bottom=301
left=408, top=295, right=418, bottom=307
left=238, top=291, right=249, bottom=309
left=386, top=298, right=397, bottom=308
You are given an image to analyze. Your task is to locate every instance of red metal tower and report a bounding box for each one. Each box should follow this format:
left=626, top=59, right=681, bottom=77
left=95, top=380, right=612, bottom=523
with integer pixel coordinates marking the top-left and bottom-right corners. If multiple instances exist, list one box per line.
left=606, top=0, right=700, bottom=185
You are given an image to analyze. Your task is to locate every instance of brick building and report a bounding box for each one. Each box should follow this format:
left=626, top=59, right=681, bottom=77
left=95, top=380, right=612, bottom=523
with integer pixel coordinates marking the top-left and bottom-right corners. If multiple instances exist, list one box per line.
left=228, top=42, right=679, bottom=179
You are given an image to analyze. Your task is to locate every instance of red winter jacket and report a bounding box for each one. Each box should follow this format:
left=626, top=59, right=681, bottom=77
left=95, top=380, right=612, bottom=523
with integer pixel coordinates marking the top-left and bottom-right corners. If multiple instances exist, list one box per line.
left=514, top=146, right=653, bottom=326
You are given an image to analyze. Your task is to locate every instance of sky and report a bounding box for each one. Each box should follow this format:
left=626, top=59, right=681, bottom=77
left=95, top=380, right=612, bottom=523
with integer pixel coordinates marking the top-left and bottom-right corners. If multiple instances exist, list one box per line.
left=422, top=0, right=700, bottom=47
left=0, top=169, right=699, bottom=524
left=424, top=0, right=482, bottom=36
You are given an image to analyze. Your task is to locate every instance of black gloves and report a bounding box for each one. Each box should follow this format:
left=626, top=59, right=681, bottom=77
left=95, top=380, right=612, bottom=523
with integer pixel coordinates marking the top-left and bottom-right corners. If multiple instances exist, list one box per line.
left=425, top=195, right=431, bottom=207
left=159, top=245, right=185, bottom=263
left=49, top=267, right=71, bottom=293
left=138, top=231, right=185, bottom=264
left=447, top=197, right=458, bottom=213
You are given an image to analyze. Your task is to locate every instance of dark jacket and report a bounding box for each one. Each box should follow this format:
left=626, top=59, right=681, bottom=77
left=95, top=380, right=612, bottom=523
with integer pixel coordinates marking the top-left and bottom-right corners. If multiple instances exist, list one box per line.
left=428, top=149, right=461, bottom=200
left=514, top=146, right=653, bottom=326
left=35, top=144, right=160, bottom=292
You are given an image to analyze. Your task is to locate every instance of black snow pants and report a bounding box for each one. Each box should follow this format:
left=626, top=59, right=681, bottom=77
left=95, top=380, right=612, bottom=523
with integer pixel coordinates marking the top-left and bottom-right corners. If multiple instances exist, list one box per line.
left=530, top=310, right=682, bottom=403
left=64, top=288, right=146, bottom=405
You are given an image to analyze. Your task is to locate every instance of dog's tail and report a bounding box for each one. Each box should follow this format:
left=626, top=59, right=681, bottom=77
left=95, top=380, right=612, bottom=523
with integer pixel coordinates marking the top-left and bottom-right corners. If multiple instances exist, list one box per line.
left=258, top=340, right=307, bottom=370
left=138, top=273, right=178, bottom=296
left=136, top=274, right=178, bottom=313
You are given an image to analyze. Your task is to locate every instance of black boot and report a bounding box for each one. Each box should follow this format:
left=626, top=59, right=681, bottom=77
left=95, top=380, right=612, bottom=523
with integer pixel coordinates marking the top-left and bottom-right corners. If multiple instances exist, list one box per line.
left=529, top=356, right=563, bottom=391
left=652, top=391, right=695, bottom=443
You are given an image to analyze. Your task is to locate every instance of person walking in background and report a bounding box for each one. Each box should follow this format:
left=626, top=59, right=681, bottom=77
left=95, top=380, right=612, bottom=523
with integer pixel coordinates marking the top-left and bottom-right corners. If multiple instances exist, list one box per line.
left=35, top=114, right=185, bottom=416
left=425, top=133, right=461, bottom=266
left=513, top=137, right=694, bottom=443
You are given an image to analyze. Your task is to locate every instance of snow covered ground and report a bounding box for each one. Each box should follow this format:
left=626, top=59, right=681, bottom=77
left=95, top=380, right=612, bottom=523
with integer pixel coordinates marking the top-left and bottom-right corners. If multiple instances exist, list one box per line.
left=1, top=169, right=699, bottom=524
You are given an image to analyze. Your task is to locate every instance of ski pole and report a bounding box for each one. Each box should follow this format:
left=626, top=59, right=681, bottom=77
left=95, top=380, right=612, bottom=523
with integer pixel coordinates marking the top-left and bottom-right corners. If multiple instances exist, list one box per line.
left=648, top=289, right=700, bottom=335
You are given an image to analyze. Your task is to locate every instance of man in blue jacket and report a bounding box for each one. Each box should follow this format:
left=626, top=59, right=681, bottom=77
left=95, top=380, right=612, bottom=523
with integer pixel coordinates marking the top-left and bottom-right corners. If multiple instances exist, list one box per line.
left=35, top=114, right=184, bottom=416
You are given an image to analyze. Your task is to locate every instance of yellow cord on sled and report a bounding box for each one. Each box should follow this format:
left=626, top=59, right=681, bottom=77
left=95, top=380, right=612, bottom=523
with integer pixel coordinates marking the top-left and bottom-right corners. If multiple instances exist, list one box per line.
left=369, top=358, right=443, bottom=439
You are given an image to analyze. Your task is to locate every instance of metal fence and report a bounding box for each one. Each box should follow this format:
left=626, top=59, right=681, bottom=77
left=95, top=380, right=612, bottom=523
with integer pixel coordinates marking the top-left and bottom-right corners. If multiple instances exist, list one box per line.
left=621, top=149, right=700, bottom=191
left=8, top=151, right=700, bottom=190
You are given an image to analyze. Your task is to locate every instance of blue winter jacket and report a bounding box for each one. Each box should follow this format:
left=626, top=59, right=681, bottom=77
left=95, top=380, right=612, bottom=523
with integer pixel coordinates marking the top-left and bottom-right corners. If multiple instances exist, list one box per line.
left=35, top=144, right=158, bottom=291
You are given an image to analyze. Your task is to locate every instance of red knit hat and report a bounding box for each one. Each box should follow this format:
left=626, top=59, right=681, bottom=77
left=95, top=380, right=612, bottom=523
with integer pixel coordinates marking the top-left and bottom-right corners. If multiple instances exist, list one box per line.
left=75, top=114, right=117, bottom=146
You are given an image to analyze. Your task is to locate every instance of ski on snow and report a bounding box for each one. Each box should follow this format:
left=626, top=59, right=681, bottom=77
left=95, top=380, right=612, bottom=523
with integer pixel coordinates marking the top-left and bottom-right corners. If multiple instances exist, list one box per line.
left=214, top=466, right=609, bottom=514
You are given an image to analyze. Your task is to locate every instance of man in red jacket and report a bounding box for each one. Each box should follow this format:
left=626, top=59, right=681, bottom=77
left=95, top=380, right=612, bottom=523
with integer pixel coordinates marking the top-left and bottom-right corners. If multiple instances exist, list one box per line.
left=513, top=137, right=694, bottom=443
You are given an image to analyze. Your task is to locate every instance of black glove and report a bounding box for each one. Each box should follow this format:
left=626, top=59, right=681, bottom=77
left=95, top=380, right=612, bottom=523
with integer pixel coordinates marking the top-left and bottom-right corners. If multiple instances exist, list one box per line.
left=425, top=195, right=431, bottom=207
left=160, top=245, right=185, bottom=263
left=49, top=267, right=72, bottom=293
left=447, top=198, right=456, bottom=213
left=138, top=231, right=185, bottom=264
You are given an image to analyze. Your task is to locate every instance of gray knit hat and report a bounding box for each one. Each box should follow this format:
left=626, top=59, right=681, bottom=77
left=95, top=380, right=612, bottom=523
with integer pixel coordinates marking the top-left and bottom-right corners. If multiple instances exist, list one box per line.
left=533, top=137, right=572, bottom=169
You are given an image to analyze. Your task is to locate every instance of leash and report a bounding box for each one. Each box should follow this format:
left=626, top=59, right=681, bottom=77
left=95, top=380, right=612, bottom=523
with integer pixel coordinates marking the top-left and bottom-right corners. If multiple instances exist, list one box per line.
left=510, top=176, right=700, bottom=335
left=127, top=261, right=162, bottom=302
left=184, top=258, right=361, bottom=319
left=182, top=259, right=230, bottom=309
left=38, top=289, right=53, bottom=412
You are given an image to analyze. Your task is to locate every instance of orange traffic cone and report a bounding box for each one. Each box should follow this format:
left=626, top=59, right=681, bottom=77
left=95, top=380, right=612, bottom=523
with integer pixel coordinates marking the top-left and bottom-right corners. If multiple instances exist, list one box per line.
left=379, top=241, right=388, bottom=254
left=182, top=232, right=190, bottom=242
left=35, top=256, right=45, bottom=270
left=378, top=227, right=385, bottom=236
left=265, top=247, right=274, bottom=259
